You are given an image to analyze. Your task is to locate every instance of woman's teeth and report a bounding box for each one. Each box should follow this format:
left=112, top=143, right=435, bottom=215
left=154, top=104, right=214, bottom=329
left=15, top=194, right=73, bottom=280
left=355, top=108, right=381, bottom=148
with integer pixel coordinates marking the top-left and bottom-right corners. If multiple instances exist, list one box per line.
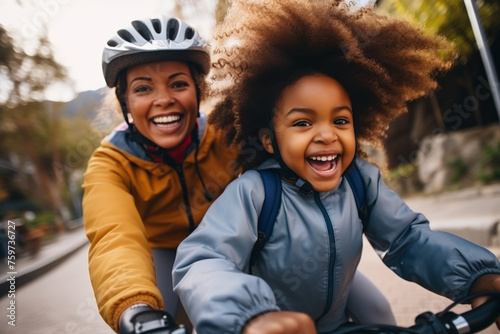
left=153, top=115, right=180, bottom=124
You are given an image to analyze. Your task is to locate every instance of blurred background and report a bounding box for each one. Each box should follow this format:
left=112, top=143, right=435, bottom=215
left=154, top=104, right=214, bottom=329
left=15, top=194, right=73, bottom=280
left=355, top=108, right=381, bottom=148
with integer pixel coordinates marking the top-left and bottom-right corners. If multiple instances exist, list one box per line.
left=0, top=0, right=499, bottom=333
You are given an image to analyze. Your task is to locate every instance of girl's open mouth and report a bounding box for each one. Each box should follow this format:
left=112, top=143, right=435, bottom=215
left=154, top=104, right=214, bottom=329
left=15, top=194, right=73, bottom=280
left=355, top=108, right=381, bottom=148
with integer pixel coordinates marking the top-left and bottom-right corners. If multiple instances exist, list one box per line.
left=308, top=154, right=339, bottom=174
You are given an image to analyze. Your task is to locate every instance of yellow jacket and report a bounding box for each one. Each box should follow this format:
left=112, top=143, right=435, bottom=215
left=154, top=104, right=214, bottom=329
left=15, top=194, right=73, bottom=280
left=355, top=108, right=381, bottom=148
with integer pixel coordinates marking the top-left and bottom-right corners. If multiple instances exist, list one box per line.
left=82, top=116, right=239, bottom=331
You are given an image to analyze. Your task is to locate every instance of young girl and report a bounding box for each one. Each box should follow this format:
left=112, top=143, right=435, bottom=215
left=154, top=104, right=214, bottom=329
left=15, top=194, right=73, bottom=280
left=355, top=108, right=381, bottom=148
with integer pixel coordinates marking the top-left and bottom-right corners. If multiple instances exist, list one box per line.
left=82, top=16, right=240, bottom=332
left=172, top=1, right=500, bottom=333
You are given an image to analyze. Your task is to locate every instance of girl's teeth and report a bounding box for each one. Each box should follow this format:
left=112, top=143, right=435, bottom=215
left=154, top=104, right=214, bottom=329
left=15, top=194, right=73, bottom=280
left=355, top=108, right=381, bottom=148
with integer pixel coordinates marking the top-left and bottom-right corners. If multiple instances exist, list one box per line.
left=310, top=155, right=337, bottom=161
left=308, top=155, right=338, bottom=172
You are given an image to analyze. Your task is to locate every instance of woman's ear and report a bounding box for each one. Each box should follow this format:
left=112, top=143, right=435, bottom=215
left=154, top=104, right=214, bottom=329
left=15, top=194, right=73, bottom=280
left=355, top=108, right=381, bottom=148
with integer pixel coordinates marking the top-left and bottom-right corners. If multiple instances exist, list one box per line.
left=260, top=129, right=275, bottom=154
left=127, top=113, right=134, bottom=123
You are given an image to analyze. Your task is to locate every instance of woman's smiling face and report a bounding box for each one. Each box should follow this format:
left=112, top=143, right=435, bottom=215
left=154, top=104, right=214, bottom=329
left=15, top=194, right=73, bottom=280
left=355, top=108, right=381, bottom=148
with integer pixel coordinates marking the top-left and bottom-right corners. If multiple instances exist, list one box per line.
left=263, top=74, right=356, bottom=192
left=125, top=60, right=198, bottom=149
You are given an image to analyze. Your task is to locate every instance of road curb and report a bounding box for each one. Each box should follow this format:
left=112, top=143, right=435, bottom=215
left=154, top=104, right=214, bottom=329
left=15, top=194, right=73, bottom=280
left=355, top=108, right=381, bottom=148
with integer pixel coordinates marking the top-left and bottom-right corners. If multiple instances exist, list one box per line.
left=0, top=228, right=89, bottom=297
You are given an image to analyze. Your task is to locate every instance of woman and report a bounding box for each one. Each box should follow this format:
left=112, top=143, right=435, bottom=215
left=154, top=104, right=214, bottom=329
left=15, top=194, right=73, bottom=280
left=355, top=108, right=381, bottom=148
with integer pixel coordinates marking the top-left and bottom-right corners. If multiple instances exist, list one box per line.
left=82, top=15, right=240, bottom=332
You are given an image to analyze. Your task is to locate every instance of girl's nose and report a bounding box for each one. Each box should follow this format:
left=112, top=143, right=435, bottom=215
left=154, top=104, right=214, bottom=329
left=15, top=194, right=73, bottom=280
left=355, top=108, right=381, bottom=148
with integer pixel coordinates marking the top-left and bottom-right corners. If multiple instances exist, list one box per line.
left=314, top=124, right=338, bottom=143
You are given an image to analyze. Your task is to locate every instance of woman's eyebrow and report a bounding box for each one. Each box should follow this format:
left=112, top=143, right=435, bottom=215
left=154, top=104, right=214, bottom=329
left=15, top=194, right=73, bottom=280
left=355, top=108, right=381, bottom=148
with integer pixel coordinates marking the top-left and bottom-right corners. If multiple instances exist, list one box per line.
left=130, top=76, right=152, bottom=84
left=130, top=72, right=188, bottom=84
left=168, top=72, right=189, bottom=79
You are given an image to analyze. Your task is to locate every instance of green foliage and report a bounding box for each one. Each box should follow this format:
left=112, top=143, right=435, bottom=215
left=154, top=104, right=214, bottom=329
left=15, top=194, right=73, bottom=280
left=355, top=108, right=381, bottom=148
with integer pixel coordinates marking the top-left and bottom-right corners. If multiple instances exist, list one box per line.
left=476, top=142, right=500, bottom=183
left=215, top=0, right=232, bottom=24
left=0, top=17, right=83, bottom=224
left=387, top=162, right=418, bottom=181
left=22, top=211, right=56, bottom=228
left=448, top=158, right=469, bottom=183
left=0, top=26, right=67, bottom=107
left=378, top=0, right=500, bottom=62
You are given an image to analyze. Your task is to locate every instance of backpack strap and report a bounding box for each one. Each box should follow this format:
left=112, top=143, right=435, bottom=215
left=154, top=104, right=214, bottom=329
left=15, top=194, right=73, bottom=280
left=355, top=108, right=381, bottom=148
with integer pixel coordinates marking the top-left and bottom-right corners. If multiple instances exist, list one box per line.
left=249, top=169, right=282, bottom=272
left=344, top=162, right=369, bottom=230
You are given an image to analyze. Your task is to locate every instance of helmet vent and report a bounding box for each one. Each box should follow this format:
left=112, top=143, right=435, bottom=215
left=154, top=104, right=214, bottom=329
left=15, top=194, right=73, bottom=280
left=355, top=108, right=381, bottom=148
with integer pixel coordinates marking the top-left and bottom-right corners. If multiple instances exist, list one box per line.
left=102, top=15, right=210, bottom=88
left=166, top=19, right=179, bottom=40
left=107, top=39, right=118, bottom=47
left=185, top=27, right=194, bottom=39
left=151, top=19, right=162, bottom=33
left=132, top=20, right=153, bottom=41
left=118, top=29, right=136, bottom=43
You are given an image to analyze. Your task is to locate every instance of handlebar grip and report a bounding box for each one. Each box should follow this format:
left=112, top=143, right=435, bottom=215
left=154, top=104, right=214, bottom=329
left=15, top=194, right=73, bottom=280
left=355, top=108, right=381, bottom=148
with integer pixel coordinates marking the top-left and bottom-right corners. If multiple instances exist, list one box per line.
left=441, top=297, right=500, bottom=334
left=119, top=304, right=187, bottom=334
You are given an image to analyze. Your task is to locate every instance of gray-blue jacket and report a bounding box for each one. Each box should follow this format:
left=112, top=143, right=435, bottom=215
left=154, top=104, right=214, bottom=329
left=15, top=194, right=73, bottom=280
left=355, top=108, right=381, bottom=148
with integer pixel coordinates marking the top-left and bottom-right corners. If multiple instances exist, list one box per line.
left=172, top=158, right=500, bottom=334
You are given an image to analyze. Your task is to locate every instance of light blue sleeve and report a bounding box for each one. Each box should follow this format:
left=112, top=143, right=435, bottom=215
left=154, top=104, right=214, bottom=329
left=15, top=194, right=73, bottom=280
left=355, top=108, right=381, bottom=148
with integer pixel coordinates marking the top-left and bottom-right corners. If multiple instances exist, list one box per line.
left=172, top=171, right=280, bottom=334
left=357, top=159, right=500, bottom=301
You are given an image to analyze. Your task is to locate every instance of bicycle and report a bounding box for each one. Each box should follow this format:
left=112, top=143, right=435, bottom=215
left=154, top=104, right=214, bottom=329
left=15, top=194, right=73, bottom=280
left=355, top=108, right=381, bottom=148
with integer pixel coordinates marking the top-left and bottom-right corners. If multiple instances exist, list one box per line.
left=124, top=292, right=500, bottom=334
left=334, top=292, right=500, bottom=334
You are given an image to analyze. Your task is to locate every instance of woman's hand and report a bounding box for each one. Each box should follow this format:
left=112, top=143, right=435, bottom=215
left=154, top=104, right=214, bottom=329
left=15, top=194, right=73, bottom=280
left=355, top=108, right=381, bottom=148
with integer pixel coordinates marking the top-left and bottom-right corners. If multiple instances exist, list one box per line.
left=242, top=311, right=316, bottom=334
left=469, top=274, right=500, bottom=330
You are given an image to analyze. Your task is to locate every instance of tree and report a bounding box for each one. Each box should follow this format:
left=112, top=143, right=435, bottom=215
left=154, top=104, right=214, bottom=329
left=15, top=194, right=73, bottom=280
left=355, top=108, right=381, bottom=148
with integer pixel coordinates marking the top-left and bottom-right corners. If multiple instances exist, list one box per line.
left=0, top=21, right=70, bottom=226
left=378, top=0, right=500, bottom=60
left=0, top=27, right=67, bottom=107
left=215, top=0, right=232, bottom=24
left=378, top=0, right=500, bottom=125
left=378, top=0, right=500, bottom=171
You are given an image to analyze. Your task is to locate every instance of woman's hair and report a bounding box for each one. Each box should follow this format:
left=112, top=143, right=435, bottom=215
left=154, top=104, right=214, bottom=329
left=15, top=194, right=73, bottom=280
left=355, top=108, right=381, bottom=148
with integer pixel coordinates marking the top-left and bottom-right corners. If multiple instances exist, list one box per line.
left=207, top=0, right=455, bottom=170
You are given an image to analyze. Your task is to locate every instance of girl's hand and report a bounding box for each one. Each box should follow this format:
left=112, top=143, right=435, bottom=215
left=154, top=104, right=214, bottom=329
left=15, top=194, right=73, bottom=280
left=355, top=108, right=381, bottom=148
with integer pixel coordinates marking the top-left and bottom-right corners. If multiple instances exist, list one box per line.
left=242, top=311, right=316, bottom=334
left=469, top=274, right=500, bottom=330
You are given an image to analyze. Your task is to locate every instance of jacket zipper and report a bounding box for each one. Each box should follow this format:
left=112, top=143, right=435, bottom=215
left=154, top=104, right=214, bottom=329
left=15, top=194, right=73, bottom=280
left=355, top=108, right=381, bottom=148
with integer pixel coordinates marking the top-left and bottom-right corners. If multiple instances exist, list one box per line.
left=174, top=165, right=196, bottom=233
left=314, top=192, right=336, bottom=323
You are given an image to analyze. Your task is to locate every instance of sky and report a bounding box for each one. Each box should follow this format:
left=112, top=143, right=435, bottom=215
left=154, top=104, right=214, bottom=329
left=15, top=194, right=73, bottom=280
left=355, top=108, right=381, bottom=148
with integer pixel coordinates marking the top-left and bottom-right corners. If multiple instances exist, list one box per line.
left=0, top=0, right=217, bottom=102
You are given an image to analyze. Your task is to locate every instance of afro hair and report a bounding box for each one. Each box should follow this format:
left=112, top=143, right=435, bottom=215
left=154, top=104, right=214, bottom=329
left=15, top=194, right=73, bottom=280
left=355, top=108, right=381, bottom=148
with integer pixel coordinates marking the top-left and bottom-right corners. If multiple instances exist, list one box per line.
left=207, top=0, right=455, bottom=170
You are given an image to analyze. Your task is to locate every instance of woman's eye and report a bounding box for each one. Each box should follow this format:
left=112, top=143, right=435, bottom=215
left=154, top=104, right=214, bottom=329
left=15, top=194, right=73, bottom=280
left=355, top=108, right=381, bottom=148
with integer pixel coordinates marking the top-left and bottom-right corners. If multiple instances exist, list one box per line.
left=172, top=81, right=189, bottom=89
left=133, top=86, right=151, bottom=93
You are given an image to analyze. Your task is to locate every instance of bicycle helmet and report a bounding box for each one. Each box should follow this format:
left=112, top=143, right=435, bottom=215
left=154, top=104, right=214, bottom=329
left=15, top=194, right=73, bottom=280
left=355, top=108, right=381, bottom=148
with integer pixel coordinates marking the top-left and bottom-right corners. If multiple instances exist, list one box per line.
left=102, top=15, right=210, bottom=88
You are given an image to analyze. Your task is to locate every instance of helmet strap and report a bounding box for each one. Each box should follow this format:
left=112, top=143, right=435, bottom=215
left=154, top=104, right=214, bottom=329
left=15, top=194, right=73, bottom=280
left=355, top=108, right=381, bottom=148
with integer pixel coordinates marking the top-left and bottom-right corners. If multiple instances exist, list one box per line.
left=267, top=119, right=313, bottom=195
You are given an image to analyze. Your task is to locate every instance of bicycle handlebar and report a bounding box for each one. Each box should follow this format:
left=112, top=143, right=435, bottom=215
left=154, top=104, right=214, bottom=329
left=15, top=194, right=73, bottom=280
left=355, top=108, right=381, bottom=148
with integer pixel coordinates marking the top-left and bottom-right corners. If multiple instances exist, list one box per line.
left=334, top=292, right=500, bottom=334
left=436, top=294, right=500, bottom=334
left=138, top=293, right=500, bottom=334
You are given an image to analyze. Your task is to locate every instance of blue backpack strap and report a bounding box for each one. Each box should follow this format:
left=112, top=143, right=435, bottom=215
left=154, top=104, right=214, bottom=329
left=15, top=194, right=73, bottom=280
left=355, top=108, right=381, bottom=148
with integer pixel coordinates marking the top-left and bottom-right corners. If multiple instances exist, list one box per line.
left=344, top=162, right=369, bottom=229
left=249, top=169, right=282, bottom=271
left=250, top=164, right=368, bottom=272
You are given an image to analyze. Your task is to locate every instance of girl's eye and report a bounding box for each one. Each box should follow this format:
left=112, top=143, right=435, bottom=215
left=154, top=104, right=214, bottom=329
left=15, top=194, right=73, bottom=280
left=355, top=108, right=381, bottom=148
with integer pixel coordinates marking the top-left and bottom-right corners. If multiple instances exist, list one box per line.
left=293, top=120, right=311, bottom=127
left=334, top=118, right=350, bottom=126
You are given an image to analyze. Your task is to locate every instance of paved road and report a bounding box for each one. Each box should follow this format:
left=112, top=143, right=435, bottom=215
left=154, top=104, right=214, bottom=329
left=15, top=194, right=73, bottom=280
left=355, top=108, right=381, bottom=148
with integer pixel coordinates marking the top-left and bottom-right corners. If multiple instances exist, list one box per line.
left=0, top=244, right=113, bottom=334
left=358, top=238, right=499, bottom=334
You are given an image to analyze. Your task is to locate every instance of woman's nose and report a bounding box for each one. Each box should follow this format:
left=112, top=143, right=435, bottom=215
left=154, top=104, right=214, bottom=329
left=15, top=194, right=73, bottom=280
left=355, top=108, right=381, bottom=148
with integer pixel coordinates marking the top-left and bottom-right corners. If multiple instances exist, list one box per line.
left=154, top=89, right=175, bottom=107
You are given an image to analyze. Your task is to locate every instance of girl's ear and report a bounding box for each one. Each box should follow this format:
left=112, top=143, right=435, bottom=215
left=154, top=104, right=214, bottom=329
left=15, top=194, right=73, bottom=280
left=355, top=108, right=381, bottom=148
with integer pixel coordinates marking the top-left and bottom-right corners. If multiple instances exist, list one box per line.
left=260, top=129, right=275, bottom=154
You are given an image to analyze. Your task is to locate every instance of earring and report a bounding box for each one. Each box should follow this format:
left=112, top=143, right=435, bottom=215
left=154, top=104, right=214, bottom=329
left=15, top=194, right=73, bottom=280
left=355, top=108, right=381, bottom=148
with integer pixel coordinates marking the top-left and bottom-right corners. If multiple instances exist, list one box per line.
left=127, top=113, right=134, bottom=123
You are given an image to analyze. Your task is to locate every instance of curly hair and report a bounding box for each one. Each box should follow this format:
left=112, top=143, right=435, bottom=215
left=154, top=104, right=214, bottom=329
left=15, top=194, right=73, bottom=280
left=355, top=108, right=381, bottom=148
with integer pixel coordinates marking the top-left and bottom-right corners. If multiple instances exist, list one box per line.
left=207, top=0, right=455, bottom=170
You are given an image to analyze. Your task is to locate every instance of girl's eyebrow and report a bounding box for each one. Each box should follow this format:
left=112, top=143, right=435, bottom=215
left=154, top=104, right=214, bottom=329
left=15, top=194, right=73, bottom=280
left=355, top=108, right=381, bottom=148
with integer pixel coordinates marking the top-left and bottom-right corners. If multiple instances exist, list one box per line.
left=285, top=105, right=352, bottom=116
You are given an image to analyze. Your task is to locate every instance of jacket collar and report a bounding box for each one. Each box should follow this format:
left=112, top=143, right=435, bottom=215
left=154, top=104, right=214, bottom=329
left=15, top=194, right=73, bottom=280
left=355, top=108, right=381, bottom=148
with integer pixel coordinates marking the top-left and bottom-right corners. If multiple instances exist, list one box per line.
left=104, top=112, right=213, bottom=173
